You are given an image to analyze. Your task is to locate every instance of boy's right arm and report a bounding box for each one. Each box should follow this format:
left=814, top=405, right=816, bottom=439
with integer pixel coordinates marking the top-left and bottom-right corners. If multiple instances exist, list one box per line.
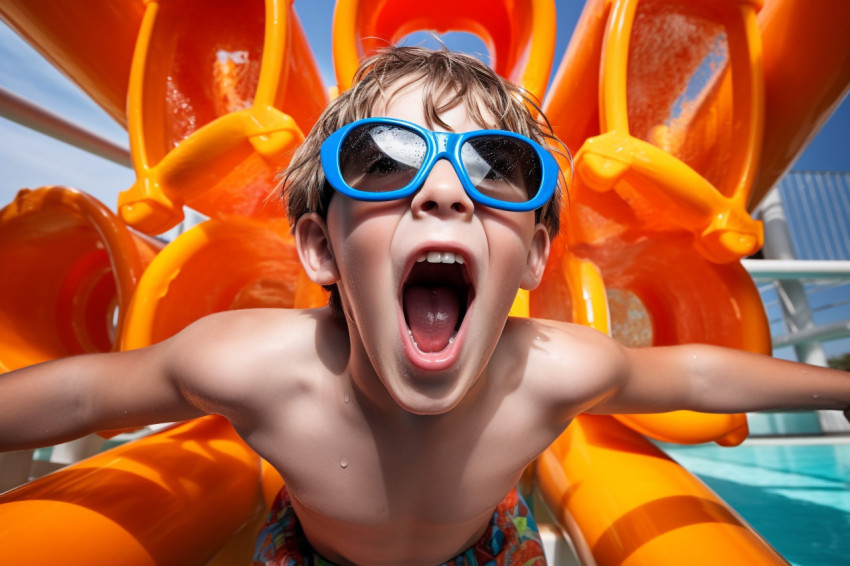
left=0, top=340, right=207, bottom=452
left=0, top=307, right=323, bottom=453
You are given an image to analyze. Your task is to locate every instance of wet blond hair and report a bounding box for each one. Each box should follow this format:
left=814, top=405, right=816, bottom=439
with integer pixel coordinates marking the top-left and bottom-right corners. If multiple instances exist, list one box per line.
left=280, top=45, right=568, bottom=237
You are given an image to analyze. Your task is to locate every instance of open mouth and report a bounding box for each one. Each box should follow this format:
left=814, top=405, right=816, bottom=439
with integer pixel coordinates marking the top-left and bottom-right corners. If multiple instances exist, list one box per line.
left=401, top=251, right=474, bottom=354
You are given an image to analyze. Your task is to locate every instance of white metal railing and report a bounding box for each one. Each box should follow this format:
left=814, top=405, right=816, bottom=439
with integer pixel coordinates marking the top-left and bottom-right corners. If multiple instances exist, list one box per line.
left=0, top=85, right=131, bottom=167
left=742, top=259, right=850, bottom=280
left=743, top=259, right=850, bottom=349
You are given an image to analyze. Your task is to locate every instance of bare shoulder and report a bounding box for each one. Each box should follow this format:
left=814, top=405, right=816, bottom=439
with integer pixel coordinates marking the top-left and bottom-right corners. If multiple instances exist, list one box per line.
left=498, top=317, right=627, bottom=413
left=169, top=307, right=327, bottom=363
left=165, top=307, right=346, bottom=422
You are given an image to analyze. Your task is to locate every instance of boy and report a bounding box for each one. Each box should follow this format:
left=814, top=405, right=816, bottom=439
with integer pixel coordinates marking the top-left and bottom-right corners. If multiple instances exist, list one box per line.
left=1, top=46, right=849, bottom=566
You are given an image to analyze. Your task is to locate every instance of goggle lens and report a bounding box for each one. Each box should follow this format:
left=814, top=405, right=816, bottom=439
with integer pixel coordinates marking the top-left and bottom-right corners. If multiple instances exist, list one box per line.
left=337, top=123, right=543, bottom=204
left=461, top=136, right=541, bottom=204
left=339, top=123, right=426, bottom=193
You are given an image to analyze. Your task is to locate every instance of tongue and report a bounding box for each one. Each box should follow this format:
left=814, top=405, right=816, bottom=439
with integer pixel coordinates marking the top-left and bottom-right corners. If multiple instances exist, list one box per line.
left=403, top=285, right=461, bottom=352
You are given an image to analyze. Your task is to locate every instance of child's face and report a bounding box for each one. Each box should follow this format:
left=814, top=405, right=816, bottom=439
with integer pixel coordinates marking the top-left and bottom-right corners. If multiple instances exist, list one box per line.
left=300, top=80, right=550, bottom=415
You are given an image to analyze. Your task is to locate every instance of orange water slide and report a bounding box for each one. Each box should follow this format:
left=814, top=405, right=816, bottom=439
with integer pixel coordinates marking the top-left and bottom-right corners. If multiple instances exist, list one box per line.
left=530, top=235, right=778, bottom=562
left=0, top=187, right=161, bottom=372
left=331, top=0, right=557, bottom=102
left=543, top=0, right=767, bottom=448
left=0, top=0, right=144, bottom=127
left=536, top=414, right=787, bottom=565
left=544, top=0, right=850, bottom=211
left=118, top=0, right=329, bottom=235
left=0, top=2, right=321, bottom=561
left=1, top=0, right=330, bottom=236
left=120, top=215, right=326, bottom=351
left=530, top=0, right=777, bottom=561
left=751, top=0, right=850, bottom=206
left=0, top=416, right=269, bottom=566
left=0, top=199, right=302, bottom=564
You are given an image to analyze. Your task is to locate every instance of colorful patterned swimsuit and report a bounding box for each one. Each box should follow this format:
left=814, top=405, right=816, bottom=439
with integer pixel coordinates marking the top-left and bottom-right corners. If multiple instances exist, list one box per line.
left=253, top=487, right=546, bottom=565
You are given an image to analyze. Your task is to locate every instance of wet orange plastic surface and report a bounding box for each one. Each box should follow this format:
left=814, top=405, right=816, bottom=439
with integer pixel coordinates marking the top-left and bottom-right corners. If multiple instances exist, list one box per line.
left=535, top=414, right=787, bottom=565
left=0, top=187, right=160, bottom=372
left=1, top=0, right=847, bottom=563
left=751, top=0, right=850, bottom=207
left=332, top=0, right=556, bottom=102
left=118, top=0, right=327, bottom=234
left=0, top=0, right=144, bottom=127
left=120, top=216, right=324, bottom=351
left=537, top=0, right=773, bottom=450
left=0, top=416, right=263, bottom=565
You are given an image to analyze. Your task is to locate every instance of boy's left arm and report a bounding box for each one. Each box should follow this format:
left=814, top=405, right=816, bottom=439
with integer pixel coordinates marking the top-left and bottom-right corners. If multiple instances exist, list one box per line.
left=588, top=342, right=850, bottom=420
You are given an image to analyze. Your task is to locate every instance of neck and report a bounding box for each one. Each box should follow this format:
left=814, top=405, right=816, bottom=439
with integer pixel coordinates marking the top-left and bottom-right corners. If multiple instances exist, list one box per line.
left=345, top=341, right=491, bottom=435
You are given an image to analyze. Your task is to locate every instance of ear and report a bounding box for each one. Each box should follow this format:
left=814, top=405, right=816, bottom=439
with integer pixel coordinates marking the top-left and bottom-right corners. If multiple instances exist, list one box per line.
left=519, top=224, right=550, bottom=291
left=295, top=213, right=340, bottom=285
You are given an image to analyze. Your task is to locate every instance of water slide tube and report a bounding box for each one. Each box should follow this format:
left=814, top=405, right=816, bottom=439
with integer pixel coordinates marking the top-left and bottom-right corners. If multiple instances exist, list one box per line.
left=0, top=2, right=323, bottom=562
left=0, top=0, right=144, bottom=128
left=1, top=0, right=848, bottom=563
left=0, top=210, right=313, bottom=563
left=119, top=215, right=325, bottom=351
left=529, top=0, right=844, bottom=561
left=750, top=0, right=850, bottom=207
left=331, top=0, right=556, bottom=103
left=556, top=0, right=766, bottom=443
left=117, top=0, right=329, bottom=235
left=0, top=415, right=269, bottom=565
left=0, top=187, right=161, bottom=372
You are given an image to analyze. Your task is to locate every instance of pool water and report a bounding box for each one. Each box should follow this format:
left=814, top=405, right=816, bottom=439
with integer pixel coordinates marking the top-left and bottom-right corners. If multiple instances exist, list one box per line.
left=663, top=437, right=850, bottom=566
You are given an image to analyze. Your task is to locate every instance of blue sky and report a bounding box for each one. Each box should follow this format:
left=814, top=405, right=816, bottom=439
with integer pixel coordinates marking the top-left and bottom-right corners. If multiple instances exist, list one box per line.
left=0, top=1, right=848, bottom=360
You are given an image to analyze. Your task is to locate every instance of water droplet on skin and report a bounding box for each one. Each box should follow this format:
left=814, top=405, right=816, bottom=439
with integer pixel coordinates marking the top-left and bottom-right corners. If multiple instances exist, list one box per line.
left=340, top=458, right=349, bottom=469
left=344, top=393, right=350, bottom=404
left=802, top=370, right=809, bottom=375
left=812, top=393, right=819, bottom=400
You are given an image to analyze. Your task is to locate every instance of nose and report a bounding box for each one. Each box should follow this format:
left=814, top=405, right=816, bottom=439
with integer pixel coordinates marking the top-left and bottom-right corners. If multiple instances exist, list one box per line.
left=410, top=158, right=474, bottom=219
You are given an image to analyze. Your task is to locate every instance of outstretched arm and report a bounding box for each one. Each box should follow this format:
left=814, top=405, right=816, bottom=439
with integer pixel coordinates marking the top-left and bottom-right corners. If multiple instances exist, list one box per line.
left=0, top=308, right=321, bottom=453
left=588, top=341, right=850, bottom=419
left=0, top=342, right=206, bottom=452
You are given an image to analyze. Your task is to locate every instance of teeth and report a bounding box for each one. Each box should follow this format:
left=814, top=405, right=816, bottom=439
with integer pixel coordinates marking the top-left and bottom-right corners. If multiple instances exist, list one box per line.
left=415, top=251, right=465, bottom=264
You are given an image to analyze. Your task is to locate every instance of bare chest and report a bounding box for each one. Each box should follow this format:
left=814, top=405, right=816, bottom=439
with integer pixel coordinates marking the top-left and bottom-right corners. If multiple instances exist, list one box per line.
left=251, top=397, right=560, bottom=564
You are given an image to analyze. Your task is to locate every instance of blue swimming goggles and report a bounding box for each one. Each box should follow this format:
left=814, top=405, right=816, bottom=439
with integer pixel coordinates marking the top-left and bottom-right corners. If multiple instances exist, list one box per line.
left=320, top=117, right=559, bottom=212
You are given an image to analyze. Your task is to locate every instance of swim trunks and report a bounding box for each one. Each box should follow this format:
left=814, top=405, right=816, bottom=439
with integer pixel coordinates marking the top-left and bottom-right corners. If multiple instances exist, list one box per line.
left=252, top=486, right=546, bottom=565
